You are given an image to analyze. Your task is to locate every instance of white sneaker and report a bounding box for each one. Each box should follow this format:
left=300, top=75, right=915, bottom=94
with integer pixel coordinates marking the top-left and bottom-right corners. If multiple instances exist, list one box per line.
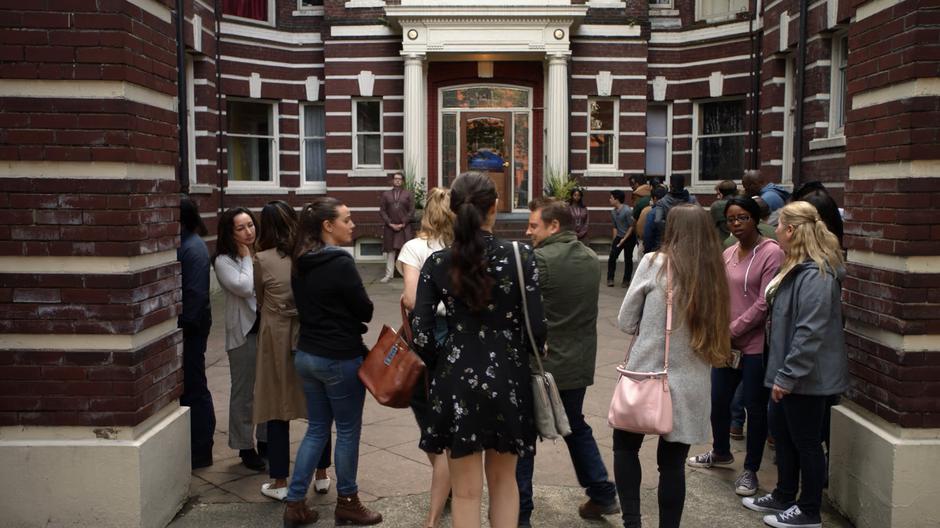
left=379, top=276, right=391, bottom=283
left=260, top=482, right=287, bottom=501
left=314, top=475, right=332, bottom=494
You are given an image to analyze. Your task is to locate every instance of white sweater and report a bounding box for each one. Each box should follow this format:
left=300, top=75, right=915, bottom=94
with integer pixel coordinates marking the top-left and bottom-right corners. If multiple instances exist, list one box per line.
left=214, top=254, right=257, bottom=351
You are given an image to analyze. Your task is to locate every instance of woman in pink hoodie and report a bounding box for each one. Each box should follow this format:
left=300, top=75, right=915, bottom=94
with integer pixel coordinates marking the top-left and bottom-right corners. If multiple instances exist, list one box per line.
left=687, top=196, right=784, bottom=498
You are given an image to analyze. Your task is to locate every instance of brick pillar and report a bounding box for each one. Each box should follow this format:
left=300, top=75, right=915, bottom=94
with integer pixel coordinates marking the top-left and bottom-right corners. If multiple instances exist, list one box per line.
left=829, top=0, right=940, bottom=526
left=0, top=2, right=194, bottom=527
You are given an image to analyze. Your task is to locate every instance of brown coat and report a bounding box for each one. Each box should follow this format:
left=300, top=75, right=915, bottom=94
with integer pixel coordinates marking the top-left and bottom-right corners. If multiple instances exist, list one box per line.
left=379, top=188, right=414, bottom=251
left=252, top=249, right=307, bottom=423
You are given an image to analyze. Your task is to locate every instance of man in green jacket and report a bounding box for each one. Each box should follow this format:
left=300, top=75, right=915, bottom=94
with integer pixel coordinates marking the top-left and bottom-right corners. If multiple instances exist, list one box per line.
left=515, top=197, right=619, bottom=527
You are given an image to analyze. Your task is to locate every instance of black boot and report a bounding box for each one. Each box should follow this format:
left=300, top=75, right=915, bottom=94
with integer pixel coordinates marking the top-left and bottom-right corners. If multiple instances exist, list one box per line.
left=239, top=448, right=266, bottom=471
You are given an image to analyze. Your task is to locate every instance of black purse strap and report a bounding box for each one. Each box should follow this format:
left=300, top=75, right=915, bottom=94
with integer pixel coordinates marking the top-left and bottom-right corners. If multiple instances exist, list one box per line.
left=512, top=241, right=546, bottom=376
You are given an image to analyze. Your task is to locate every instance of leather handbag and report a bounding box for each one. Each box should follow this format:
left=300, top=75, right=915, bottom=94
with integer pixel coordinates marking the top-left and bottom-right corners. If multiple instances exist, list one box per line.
left=512, top=241, right=572, bottom=440
left=608, top=258, right=674, bottom=435
left=359, top=300, right=426, bottom=408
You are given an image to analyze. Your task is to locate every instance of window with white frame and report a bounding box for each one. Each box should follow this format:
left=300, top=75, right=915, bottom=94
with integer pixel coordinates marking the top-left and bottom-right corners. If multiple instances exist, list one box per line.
left=645, top=104, right=670, bottom=179
left=650, top=0, right=673, bottom=8
left=693, top=99, right=746, bottom=182
left=588, top=98, right=618, bottom=168
left=353, top=99, right=382, bottom=168
left=185, top=55, right=196, bottom=184
left=697, top=0, right=747, bottom=20
left=302, top=104, right=325, bottom=183
left=226, top=100, right=276, bottom=183
left=829, top=32, right=849, bottom=136
left=222, top=0, right=275, bottom=24
left=298, top=0, right=323, bottom=8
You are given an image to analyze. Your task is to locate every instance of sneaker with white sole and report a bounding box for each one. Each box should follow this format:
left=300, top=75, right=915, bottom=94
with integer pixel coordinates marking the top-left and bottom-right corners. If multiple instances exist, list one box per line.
left=734, top=469, right=759, bottom=496
left=743, top=493, right=793, bottom=514
left=763, top=505, right=822, bottom=528
left=687, top=451, right=734, bottom=469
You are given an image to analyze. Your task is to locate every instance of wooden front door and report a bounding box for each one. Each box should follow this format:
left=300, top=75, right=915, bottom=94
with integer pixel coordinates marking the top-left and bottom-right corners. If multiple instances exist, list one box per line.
left=460, top=112, right=512, bottom=213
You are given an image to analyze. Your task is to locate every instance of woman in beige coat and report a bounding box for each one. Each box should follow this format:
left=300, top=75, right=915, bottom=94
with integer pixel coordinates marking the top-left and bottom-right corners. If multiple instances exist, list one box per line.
left=254, top=201, right=332, bottom=501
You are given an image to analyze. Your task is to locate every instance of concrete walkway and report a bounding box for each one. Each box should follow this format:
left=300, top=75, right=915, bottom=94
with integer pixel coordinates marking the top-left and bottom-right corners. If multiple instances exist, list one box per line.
left=170, top=262, right=853, bottom=528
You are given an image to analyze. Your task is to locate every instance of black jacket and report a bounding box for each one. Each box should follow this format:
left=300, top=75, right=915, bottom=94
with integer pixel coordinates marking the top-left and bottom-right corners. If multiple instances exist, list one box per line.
left=292, top=246, right=373, bottom=359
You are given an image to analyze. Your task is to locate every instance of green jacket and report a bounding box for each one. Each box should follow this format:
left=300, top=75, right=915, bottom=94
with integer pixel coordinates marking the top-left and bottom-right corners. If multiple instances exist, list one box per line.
left=532, top=231, right=600, bottom=390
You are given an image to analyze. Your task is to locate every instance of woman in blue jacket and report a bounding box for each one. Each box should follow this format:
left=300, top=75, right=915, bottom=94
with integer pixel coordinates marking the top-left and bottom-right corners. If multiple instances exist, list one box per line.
left=742, top=201, right=847, bottom=528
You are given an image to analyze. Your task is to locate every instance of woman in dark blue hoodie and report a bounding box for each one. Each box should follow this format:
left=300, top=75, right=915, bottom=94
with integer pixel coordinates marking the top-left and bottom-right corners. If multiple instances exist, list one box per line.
left=283, top=197, right=382, bottom=527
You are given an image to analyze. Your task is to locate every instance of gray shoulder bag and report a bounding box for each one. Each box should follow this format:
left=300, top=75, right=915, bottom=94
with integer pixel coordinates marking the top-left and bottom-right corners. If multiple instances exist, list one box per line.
left=512, top=241, right=571, bottom=440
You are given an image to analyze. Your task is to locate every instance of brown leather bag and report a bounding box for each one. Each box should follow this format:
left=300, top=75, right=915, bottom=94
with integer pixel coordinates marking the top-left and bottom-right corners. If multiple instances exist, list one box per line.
left=358, top=300, right=426, bottom=408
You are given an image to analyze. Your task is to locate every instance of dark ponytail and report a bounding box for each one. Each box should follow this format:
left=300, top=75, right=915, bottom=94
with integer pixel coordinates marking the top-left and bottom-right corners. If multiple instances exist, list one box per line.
left=292, top=196, right=341, bottom=273
left=449, top=172, right=497, bottom=312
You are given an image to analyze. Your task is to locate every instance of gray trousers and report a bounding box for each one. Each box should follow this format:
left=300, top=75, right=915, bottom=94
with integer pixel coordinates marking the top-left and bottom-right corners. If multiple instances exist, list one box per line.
left=227, top=334, right=267, bottom=450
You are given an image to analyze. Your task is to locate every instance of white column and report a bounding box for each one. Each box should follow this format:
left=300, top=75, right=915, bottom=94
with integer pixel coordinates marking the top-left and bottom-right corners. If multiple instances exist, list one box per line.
left=545, top=52, right=570, bottom=178
left=403, top=53, right=427, bottom=183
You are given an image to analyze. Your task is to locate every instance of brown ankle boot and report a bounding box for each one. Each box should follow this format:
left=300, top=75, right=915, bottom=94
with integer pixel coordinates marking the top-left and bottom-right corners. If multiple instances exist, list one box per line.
left=335, top=493, right=382, bottom=525
left=283, top=500, right=318, bottom=528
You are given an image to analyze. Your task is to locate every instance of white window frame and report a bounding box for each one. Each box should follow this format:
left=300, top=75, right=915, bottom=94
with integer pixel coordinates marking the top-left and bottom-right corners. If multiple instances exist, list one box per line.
left=300, top=103, right=326, bottom=193
left=352, top=98, right=383, bottom=172
left=185, top=55, right=196, bottom=185
left=645, top=103, right=672, bottom=181
left=587, top=97, right=619, bottom=172
left=223, top=0, right=277, bottom=26
left=294, top=0, right=325, bottom=16
left=691, top=97, right=747, bottom=186
left=649, top=0, right=674, bottom=9
left=829, top=31, right=849, bottom=138
left=354, top=237, right=385, bottom=262
left=783, top=56, right=796, bottom=184
left=225, top=98, right=279, bottom=189
left=696, top=0, right=747, bottom=22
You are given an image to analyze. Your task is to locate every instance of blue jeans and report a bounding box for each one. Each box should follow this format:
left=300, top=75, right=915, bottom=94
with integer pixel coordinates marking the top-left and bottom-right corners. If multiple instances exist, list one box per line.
left=710, top=355, right=769, bottom=471
left=287, top=351, right=366, bottom=500
left=517, top=387, right=617, bottom=524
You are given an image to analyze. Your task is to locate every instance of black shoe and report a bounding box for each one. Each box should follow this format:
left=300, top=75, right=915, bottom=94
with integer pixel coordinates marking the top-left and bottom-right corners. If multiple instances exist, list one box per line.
left=763, top=505, right=822, bottom=528
left=192, top=455, right=213, bottom=469
left=742, top=493, right=793, bottom=514
left=257, top=441, right=268, bottom=459
left=240, top=448, right=266, bottom=471
left=607, top=279, right=615, bottom=287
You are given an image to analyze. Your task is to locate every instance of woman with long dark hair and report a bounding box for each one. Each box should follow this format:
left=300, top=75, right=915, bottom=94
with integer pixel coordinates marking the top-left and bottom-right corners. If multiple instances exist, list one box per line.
left=253, top=201, right=331, bottom=501
left=615, top=205, right=731, bottom=528
left=687, top=196, right=783, bottom=498
left=410, top=172, right=546, bottom=528
left=283, top=197, right=381, bottom=527
left=213, top=206, right=266, bottom=471
left=743, top=201, right=847, bottom=528
left=568, top=187, right=589, bottom=241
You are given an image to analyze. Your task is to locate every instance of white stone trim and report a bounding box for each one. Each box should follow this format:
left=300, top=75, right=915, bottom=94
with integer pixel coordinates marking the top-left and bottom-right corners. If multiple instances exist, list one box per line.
left=852, top=78, right=940, bottom=110
left=127, top=0, right=171, bottom=23
left=849, top=160, right=940, bottom=180
left=0, top=250, right=176, bottom=274
left=330, top=25, right=398, bottom=37
left=327, top=56, right=404, bottom=62
left=0, top=161, right=174, bottom=180
left=219, top=21, right=321, bottom=44
left=845, top=319, right=940, bottom=353
left=574, top=24, right=641, bottom=37
left=808, top=135, right=846, bottom=150
left=346, top=0, right=385, bottom=6
left=220, top=36, right=322, bottom=52
left=648, top=54, right=751, bottom=68
left=220, top=55, right=324, bottom=69
left=649, top=21, right=751, bottom=44
left=0, top=79, right=175, bottom=111
left=1, top=319, right=178, bottom=352
left=848, top=250, right=940, bottom=274
left=855, top=0, right=904, bottom=21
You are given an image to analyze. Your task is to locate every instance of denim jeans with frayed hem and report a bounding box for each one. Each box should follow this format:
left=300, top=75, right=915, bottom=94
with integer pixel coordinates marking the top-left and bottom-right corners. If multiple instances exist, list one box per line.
left=286, top=351, right=365, bottom=501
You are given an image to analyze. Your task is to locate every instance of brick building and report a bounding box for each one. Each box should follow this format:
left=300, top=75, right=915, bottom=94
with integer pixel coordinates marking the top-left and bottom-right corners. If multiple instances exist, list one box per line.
left=0, top=0, right=937, bottom=527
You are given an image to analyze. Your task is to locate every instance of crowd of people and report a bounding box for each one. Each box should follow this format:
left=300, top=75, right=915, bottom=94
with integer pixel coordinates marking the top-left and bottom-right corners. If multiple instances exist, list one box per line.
left=176, top=170, right=848, bottom=528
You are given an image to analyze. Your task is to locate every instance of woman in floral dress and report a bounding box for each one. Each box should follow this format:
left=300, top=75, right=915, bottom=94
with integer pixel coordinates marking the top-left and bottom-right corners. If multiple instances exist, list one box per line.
left=410, top=172, right=546, bottom=528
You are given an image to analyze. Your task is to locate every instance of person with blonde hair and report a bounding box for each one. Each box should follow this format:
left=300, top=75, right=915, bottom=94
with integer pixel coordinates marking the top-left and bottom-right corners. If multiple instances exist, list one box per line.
left=615, top=204, right=731, bottom=528
left=396, top=187, right=455, bottom=528
left=743, top=201, right=847, bottom=528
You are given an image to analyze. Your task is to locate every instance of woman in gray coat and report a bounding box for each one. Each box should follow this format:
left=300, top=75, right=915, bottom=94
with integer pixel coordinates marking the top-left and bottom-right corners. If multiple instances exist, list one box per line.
left=743, top=201, right=847, bottom=528
left=615, top=205, right=731, bottom=528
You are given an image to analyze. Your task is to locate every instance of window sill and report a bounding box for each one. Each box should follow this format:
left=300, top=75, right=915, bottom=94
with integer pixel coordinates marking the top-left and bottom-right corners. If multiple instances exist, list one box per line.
left=221, top=14, right=275, bottom=28
left=345, top=0, right=385, bottom=8
left=650, top=8, right=679, bottom=16
left=224, top=185, right=288, bottom=195
left=292, top=7, right=324, bottom=16
left=296, top=183, right=327, bottom=194
left=350, top=168, right=388, bottom=177
left=584, top=169, right=622, bottom=178
left=587, top=0, right=626, bottom=8
left=808, top=135, right=846, bottom=150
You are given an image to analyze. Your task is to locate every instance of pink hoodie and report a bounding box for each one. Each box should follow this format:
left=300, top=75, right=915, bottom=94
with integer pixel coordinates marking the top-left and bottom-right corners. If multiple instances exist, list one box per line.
left=723, top=238, right=785, bottom=355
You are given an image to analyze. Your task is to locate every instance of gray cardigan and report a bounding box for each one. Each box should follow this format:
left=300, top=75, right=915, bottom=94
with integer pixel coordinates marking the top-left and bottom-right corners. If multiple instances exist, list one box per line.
left=617, top=253, right=711, bottom=445
left=765, top=261, right=848, bottom=395
left=214, top=254, right=257, bottom=351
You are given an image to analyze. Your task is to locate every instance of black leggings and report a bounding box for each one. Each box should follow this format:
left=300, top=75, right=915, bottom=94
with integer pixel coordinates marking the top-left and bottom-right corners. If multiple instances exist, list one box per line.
left=613, top=430, right=690, bottom=528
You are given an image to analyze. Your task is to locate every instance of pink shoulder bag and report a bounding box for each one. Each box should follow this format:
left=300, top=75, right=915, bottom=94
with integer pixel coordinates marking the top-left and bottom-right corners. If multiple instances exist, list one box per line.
left=608, top=259, right=674, bottom=435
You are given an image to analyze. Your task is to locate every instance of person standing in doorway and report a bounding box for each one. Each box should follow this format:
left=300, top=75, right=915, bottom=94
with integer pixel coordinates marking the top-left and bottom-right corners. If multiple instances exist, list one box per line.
left=379, top=172, right=415, bottom=283
left=178, top=196, right=216, bottom=469
left=517, top=197, right=620, bottom=527
left=607, top=190, right=634, bottom=288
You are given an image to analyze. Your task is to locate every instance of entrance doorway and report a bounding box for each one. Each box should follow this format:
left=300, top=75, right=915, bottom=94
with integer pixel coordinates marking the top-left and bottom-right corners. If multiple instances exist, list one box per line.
left=439, top=85, right=532, bottom=212
left=461, top=112, right=512, bottom=212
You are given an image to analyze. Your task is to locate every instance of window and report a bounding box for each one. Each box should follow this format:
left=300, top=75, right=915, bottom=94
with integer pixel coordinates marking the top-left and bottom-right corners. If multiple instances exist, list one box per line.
left=588, top=98, right=618, bottom=168
left=226, top=100, right=276, bottom=183
left=222, top=0, right=274, bottom=23
left=185, top=55, right=196, bottom=185
left=697, top=0, right=747, bottom=20
left=693, top=99, right=746, bottom=182
left=302, top=105, right=325, bottom=183
left=645, top=104, right=671, bottom=178
left=650, top=0, right=673, bottom=8
left=353, top=99, right=382, bottom=168
left=299, top=0, right=322, bottom=7
left=829, top=33, right=848, bottom=136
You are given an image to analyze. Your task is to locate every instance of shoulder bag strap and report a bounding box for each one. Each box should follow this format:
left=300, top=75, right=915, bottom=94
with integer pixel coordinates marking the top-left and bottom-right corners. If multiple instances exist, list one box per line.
left=664, top=256, right=673, bottom=372
left=399, top=298, right=414, bottom=344
left=512, top=241, right=546, bottom=376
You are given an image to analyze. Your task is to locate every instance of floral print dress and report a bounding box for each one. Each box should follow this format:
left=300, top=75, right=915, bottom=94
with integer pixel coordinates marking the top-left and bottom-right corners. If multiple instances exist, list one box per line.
left=410, top=234, right=546, bottom=458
